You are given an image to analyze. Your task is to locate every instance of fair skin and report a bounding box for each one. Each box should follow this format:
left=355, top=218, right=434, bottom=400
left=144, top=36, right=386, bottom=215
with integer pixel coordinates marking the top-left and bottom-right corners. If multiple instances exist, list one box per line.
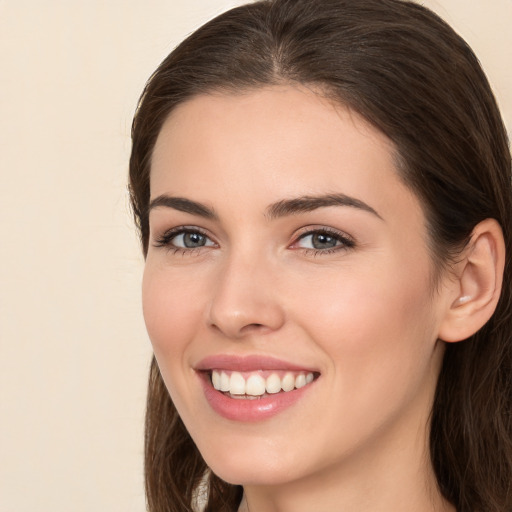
left=143, top=85, right=471, bottom=512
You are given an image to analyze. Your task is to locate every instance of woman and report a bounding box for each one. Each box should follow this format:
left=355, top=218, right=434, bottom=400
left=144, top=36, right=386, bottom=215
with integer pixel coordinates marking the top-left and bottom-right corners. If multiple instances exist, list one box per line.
left=129, top=0, right=512, bottom=510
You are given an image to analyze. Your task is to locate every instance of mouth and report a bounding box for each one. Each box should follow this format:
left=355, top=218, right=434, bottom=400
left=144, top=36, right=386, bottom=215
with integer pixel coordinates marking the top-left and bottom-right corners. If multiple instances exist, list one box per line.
left=196, top=355, right=320, bottom=421
left=207, top=369, right=317, bottom=399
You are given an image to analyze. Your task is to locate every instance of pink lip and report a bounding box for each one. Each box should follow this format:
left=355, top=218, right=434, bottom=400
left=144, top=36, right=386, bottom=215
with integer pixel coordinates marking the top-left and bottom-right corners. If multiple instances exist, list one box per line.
left=195, top=354, right=319, bottom=422
left=195, top=354, right=316, bottom=372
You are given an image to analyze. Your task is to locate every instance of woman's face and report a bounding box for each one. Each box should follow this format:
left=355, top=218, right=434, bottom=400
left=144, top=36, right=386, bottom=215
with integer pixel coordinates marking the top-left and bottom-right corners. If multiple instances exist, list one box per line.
left=143, top=86, right=451, bottom=486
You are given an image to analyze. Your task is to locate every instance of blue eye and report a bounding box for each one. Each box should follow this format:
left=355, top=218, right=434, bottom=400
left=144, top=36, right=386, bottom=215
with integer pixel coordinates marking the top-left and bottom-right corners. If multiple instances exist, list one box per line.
left=295, top=229, right=354, bottom=253
left=155, top=228, right=215, bottom=251
left=172, top=231, right=214, bottom=248
left=298, top=232, right=340, bottom=250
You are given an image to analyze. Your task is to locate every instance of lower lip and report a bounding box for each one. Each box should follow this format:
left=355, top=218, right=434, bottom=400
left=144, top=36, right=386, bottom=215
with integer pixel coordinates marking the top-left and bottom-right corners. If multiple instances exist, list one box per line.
left=199, top=373, right=315, bottom=422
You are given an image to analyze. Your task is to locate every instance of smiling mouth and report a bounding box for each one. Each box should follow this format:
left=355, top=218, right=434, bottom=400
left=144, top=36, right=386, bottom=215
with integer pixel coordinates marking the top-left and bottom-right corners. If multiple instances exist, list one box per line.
left=208, top=369, right=318, bottom=399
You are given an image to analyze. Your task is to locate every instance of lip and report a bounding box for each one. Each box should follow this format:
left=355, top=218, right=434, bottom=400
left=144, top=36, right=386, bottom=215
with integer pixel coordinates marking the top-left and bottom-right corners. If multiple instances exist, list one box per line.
left=195, top=354, right=319, bottom=422
left=195, top=354, right=317, bottom=373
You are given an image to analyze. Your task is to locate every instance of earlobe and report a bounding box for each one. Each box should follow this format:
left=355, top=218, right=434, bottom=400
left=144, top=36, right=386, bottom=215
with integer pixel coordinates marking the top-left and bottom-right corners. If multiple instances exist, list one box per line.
left=438, top=218, right=505, bottom=343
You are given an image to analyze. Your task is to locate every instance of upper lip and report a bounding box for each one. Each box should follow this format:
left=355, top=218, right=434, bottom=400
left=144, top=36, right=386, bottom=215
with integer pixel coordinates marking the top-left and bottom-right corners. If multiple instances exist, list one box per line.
left=195, top=354, right=317, bottom=373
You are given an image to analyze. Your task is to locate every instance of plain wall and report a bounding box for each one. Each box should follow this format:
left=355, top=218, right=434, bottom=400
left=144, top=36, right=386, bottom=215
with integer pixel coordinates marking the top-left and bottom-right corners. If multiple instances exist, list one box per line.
left=0, top=1, right=510, bottom=511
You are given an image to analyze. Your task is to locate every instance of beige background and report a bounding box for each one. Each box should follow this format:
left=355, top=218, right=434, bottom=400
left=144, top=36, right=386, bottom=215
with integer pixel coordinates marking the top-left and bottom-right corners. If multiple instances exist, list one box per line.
left=0, top=1, right=510, bottom=511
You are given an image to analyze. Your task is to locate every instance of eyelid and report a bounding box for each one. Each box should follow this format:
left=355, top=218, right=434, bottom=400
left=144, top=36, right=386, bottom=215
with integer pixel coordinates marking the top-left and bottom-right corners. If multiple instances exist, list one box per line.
left=153, top=225, right=217, bottom=249
left=289, top=225, right=355, bottom=252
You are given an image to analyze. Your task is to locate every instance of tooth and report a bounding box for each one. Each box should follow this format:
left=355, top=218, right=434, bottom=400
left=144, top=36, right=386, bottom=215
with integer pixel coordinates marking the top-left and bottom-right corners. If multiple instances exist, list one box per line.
left=266, top=373, right=281, bottom=394
left=245, top=374, right=266, bottom=396
left=282, top=372, right=295, bottom=392
left=212, top=370, right=221, bottom=390
left=295, top=373, right=306, bottom=389
left=229, top=372, right=246, bottom=395
left=217, top=369, right=315, bottom=396
left=220, top=371, right=230, bottom=392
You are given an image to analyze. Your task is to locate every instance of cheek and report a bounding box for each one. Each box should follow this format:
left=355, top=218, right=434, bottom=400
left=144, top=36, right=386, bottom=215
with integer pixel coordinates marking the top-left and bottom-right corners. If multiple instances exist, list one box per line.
left=290, top=273, right=439, bottom=460
left=142, top=263, right=211, bottom=419
left=290, top=260, right=438, bottom=393
left=142, top=264, right=203, bottom=360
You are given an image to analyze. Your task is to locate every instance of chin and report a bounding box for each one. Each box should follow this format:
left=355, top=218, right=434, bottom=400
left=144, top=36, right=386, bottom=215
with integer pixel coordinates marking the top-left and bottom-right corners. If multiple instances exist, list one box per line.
left=196, top=436, right=306, bottom=487
left=209, top=462, right=299, bottom=487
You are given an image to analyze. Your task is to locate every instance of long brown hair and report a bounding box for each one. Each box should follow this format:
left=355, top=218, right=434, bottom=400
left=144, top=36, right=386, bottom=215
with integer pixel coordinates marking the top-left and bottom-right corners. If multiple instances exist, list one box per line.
left=129, top=1, right=512, bottom=510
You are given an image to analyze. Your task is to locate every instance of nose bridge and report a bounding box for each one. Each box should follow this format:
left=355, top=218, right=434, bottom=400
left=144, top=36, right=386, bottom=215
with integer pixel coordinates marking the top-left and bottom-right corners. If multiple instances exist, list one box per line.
left=207, top=244, right=285, bottom=338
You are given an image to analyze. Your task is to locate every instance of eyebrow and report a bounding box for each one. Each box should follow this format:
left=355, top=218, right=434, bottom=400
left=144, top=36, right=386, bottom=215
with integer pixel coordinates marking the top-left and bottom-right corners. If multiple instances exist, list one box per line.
left=266, top=193, right=383, bottom=220
left=148, top=193, right=382, bottom=221
left=148, top=195, right=218, bottom=219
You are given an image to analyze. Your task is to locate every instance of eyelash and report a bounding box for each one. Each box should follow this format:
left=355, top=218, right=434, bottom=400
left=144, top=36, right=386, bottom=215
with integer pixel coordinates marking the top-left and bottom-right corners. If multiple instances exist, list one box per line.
left=293, top=227, right=355, bottom=256
left=154, top=226, right=215, bottom=255
left=153, top=226, right=355, bottom=256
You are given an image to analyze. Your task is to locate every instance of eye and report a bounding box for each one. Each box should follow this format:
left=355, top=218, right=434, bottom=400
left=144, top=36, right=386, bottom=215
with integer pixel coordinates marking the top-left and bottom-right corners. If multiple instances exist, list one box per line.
left=298, top=232, right=339, bottom=250
left=172, top=231, right=214, bottom=248
left=154, top=227, right=216, bottom=251
left=292, top=228, right=355, bottom=254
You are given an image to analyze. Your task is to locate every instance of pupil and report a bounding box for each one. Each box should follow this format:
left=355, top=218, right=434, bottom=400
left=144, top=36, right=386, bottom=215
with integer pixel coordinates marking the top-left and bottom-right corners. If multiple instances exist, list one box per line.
left=184, top=232, right=205, bottom=247
left=313, top=233, right=336, bottom=249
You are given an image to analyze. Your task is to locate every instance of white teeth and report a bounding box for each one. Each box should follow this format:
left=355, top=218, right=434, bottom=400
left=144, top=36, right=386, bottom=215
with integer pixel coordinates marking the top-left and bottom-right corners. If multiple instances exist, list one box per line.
left=295, top=373, right=306, bottom=389
left=220, top=371, right=230, bottom=392
left=245, top=374, right=266, bottom=396
left=211, top=371, right=221, bottom=390
left=265, top=373, right=282, bottom=394
left=211, top=370, right=315, bottom=396
left=281, top=372, right=295, bottom=392
left=229, top=372, right=246, bottom=395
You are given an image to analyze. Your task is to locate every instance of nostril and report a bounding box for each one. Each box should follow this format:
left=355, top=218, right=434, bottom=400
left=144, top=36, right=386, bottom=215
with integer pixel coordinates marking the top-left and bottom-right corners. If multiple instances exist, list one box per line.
left=209, top=321, right=269, bottom=338
left=241, top=323, right=265, bottom=332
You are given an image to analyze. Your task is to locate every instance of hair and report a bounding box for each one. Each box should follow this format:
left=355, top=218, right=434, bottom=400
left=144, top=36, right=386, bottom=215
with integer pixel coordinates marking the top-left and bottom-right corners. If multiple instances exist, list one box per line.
left=129, top=1, right=512, bottom=511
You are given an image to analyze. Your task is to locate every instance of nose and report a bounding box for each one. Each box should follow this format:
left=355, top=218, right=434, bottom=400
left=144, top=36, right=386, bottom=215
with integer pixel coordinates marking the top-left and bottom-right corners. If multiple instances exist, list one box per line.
left=206, top=251, right=286, bottom=339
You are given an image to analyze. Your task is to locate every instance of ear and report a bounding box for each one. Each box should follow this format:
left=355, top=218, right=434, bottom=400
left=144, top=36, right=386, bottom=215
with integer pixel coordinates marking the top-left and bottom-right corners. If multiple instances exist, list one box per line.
left=438, top=218, right=505, bottom=343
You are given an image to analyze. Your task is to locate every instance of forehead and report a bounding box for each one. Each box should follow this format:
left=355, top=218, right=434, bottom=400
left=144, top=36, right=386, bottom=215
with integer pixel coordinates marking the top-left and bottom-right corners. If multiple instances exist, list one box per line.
left=150, top=86, right=401, bottom=200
